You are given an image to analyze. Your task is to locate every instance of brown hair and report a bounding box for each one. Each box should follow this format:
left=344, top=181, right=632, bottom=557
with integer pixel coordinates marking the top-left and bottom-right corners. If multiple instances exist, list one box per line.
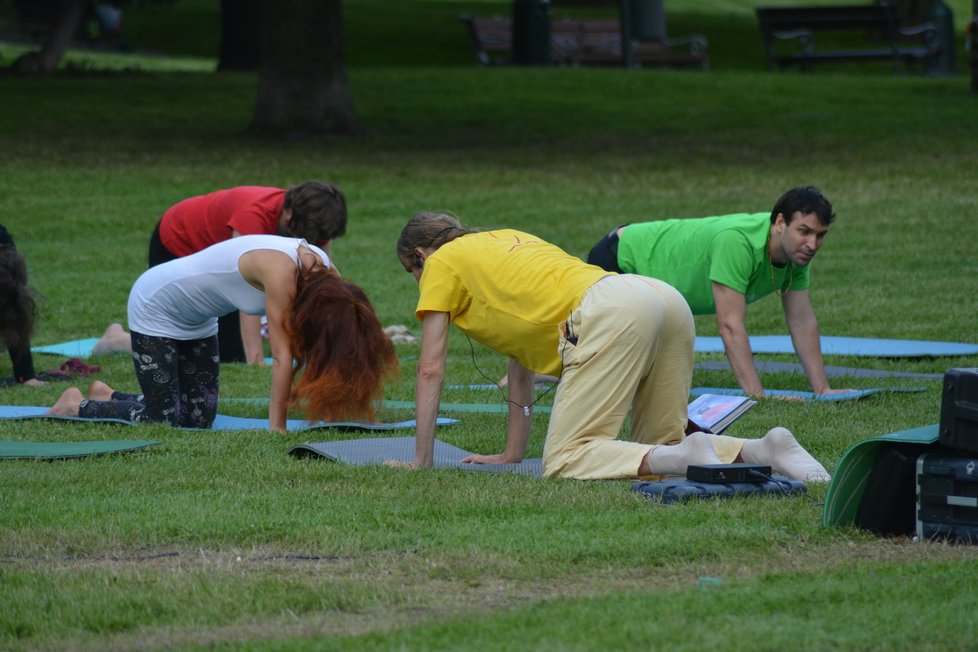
left=282, top=181, right=348, bottom=243
left=285, top=266, right=397, bottom=422
left=0, top=245, right=37, bottom=350
left=395, top=212, right=476, bottom=271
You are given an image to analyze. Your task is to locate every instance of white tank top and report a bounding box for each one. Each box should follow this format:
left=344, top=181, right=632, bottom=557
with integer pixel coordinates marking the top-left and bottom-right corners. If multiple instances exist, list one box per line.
left=128, top=235, right=329, bottom=340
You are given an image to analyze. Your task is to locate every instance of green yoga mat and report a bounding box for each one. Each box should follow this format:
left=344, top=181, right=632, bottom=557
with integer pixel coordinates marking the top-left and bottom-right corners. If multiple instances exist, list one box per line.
left=822, top=424, right=940, bottom=528
left=0, top=439, right=161, bottom=460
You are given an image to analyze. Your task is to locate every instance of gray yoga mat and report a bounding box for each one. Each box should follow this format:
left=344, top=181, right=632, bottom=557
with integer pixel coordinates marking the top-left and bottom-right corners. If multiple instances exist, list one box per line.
left=694, top=360, right=943, bottom=380
left=289, top=436, right=543, bottom=477
left=688, top=386, right=928, bottom=401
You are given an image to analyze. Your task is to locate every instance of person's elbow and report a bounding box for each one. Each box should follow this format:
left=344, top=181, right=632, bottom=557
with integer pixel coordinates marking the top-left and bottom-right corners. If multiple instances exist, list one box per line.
left=715, top=313, right=744, bottom=339
left=417, top=359, right=445, bottom=386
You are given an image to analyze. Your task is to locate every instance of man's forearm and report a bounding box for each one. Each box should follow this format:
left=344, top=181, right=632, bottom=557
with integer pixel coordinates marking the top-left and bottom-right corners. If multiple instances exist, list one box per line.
left=719, top=327, right=764, bottom=397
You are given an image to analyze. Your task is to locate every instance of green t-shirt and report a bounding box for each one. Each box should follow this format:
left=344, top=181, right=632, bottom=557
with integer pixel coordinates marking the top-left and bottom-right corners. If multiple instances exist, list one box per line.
left=616, top=212, right=810, bottom=315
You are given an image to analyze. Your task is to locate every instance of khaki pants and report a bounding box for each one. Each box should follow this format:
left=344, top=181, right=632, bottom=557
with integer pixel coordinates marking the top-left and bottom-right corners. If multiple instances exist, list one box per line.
left=542, top=275, right=743, bottom=480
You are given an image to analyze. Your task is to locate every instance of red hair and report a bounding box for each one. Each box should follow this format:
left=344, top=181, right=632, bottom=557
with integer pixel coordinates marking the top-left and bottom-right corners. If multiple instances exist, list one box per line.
left=285, top=268, right=398, bottom=423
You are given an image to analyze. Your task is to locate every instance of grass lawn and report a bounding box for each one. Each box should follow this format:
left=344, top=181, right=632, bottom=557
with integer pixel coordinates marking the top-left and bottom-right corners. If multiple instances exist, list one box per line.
left=1, top=1, right=977, bottom=650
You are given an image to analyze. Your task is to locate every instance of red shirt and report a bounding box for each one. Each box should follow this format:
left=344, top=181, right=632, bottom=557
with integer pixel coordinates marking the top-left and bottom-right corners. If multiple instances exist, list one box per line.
left=159, top=186, right=285, bottom=257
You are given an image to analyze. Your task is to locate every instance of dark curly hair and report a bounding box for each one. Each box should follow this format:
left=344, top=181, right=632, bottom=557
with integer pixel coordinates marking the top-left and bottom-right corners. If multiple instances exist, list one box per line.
left=0, top=244, right=37, bottom=351
left=282, top=181, right=348, bottom=244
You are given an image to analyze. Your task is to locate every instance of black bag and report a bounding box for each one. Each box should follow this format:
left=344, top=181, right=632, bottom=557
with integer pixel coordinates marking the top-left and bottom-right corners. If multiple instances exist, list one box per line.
left=939, top=368, right=978, bottom=454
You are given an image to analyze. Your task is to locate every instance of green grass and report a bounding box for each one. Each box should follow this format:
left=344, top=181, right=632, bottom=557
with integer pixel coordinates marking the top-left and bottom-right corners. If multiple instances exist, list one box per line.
left=1, top=0, right=977, bottom=650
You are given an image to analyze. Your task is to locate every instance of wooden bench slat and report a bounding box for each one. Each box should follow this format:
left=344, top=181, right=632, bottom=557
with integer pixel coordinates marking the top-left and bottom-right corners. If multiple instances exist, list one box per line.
left=755, top=3, right=939, bottom=72
left=460, top=14, right=709, bottom=69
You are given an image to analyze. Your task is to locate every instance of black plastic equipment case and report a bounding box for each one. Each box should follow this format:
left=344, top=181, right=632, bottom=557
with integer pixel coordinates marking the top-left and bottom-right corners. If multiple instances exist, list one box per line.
left=939, top=368, right=978, bottom=454
left=916, top=453, right=978, bottom=542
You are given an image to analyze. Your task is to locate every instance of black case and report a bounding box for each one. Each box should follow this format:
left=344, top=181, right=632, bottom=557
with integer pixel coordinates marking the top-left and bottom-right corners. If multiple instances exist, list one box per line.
left=939, top=368, right=978, bottom=454
left=916, top=453, right=978, bottom=543
left=854, top=444, right=920, bottom=536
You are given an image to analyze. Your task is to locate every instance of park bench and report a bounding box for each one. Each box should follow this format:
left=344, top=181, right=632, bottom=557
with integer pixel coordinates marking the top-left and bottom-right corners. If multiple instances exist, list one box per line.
left=755, top=3, right=940, bottom=72
left=460, top=15, right=709, bottom=69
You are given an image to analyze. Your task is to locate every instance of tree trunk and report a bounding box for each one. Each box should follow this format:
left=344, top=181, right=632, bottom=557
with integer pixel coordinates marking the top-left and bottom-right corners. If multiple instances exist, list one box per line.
left=218, top=0, right=261, bottom=71
left=252, top=0, right=359, bottom=137
left=10, top=0, right=88, bottom=75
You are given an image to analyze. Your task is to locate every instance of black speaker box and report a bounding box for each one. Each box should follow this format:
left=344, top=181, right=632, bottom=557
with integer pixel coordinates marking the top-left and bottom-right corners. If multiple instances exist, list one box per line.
left=939, top=368, right=978, bottom=454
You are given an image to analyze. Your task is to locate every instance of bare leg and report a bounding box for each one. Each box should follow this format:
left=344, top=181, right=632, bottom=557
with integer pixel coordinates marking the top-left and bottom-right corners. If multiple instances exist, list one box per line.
left=739, top=427, right=831, bottom=483
left=47, top=387, right=84, bottom=416
left=87, top=380, right=115, bottom=401
left=639, top=432, right=722, bottom=476
left=93, top=322, right=132, bottom=355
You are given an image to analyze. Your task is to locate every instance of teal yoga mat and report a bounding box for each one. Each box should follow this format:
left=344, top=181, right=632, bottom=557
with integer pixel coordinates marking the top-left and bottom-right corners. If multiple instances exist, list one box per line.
left=31, top=338, right=102, bottom=358
left=823, top=424, right=940, bottom=528
left=289, top=436, right=543, bottom=476
left=222, top=397, right=553, bottom=415
left=694, top=336, right=978, bottom=357
left=0, top=406, right=457, bottom=432
left=0, top=439, right=160, bottom=460
left=34, top=335, right=978, bottom=360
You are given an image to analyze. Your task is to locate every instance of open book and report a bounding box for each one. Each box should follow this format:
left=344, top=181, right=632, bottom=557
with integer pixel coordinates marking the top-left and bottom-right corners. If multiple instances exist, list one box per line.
left=686, top=394, right=756, bottom=434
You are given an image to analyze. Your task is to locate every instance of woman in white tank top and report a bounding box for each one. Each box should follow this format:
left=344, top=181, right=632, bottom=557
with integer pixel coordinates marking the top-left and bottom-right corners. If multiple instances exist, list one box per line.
left=47, top=236, right=397, bottom=431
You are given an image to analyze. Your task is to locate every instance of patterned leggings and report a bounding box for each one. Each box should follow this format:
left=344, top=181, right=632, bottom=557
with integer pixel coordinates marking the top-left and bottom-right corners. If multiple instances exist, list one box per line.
left=79, top=331, right=220, bottom=428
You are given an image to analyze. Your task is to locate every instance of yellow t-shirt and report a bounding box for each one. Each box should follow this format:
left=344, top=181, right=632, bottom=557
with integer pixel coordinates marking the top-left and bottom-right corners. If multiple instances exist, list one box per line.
left=416, top=230, right=611, bottom=376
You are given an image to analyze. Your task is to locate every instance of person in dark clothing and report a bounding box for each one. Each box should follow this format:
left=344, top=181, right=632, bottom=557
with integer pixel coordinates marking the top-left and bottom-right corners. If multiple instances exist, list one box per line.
left=0, top=224, right=44, bottom=387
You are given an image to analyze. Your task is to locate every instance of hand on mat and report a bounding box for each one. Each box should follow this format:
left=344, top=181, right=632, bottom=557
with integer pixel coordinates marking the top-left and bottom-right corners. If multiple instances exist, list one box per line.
left=460, top=453, right=513, bottom=465
left=766, top=393, right=805, bottom=402
left=384, top=459, right=418, bottom=469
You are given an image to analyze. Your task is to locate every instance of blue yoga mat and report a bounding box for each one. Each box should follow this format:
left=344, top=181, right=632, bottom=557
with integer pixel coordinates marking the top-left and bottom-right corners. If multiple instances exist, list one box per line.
left=689, top=387, right=927, bottom=401
left=0, top=406, right=457, bottom=432
left=30, top=339, right=276, bottom=364
left=693, top=335, right=978, bottom=357
left=633, top=477, right=806, bottom=504
left=31, top=338, right=102, bottom=358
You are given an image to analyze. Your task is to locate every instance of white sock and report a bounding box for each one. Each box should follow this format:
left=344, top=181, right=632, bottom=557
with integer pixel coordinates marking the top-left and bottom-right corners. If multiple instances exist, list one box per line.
left=647, top=432, right=722, bottom=476
left=740, top=427, right=831, bottom=483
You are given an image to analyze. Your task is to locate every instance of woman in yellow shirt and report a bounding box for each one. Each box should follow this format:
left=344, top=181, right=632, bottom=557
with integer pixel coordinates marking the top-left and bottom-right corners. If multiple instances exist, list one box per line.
left=388, top=212, right=830, bottom=482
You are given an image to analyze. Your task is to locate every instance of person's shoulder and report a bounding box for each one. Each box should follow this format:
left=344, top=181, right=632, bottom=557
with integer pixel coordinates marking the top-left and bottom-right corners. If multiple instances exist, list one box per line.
left=708, top=212, right=766, bottom=226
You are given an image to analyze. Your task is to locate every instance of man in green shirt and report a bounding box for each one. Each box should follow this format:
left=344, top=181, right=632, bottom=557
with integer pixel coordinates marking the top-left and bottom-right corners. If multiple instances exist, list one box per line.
left=587, top=186, right=850, bottom=399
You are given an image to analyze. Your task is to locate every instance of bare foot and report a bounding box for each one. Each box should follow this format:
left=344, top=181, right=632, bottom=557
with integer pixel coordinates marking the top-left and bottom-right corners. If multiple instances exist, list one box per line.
left=47, top=387, right=84, bottom=417
left=87, top=380, right=115, bottom=401
left=92, top=322, right=132, bottom=355
left=23, top=378, right=46, bottom=388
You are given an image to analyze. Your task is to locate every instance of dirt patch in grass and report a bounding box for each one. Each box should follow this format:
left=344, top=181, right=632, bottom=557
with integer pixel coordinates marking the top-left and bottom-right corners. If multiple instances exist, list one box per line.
left=5, top=539, right=978, bottom=650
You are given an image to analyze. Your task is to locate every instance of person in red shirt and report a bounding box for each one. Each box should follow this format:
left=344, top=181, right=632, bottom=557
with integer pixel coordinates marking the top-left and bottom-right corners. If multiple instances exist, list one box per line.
left=97, top=181, right=347, bottom=364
